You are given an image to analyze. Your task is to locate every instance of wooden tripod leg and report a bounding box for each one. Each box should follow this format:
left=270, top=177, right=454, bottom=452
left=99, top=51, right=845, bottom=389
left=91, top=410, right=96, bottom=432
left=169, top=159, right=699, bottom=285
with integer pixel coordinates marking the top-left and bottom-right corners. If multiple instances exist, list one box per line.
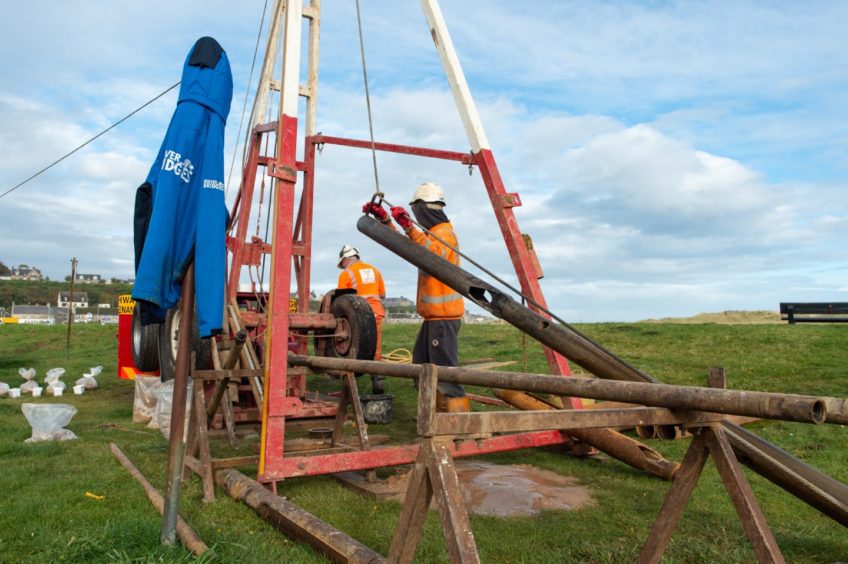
left=425, top=441, right=480, bottom=564
left=331, top=373, right=352, bottom=446
left=637, top=431, right=710, bottom=564
left=192, top=381, right=215, bottom=502
left=183, top=381, right=200, bottom=482
left=344, top=373, right=370, bottom=450
left=208, top=341, right=239, bottom=449
left=221, top=388, right=239, bottom=449
left=704, top=427, right=785, bottom=563
left=388, top=447, right=434, bottom=563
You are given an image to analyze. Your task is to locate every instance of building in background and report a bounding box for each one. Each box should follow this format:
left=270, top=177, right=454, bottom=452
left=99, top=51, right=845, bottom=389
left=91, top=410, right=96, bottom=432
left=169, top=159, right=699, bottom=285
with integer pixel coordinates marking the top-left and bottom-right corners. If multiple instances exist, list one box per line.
left=10, top=304, right=66, bottom=324
left=58, top=291, right=89, bottom=309
left=8, top=264, right=44, bottom=281
left=74, top=273, right=103, bottom=284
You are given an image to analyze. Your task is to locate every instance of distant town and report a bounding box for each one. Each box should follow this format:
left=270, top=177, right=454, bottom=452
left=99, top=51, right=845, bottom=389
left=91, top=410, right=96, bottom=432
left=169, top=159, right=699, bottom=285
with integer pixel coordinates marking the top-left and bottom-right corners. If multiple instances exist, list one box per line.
left=0, top=263, right=493, bottom=325
left=0, top=262, right=134, bottom=285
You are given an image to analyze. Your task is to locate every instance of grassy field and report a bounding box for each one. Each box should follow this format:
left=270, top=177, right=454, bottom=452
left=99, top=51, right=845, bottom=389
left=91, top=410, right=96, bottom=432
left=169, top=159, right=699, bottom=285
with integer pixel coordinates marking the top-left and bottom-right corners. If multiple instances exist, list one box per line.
left=0, top=321, right=846, bottom=562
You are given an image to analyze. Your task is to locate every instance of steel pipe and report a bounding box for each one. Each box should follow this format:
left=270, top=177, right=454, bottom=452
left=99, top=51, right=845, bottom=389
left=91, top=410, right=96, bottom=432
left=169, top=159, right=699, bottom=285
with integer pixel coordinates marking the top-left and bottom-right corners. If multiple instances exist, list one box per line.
left=288, top=355, right=830, bottom=424
left=358, top=215, right=655, bottom=383
left=161, top=262, right=195, bottom=546
left=357, top=215, right=848, bottom=526
left=216, top=468, right=386, bottom=563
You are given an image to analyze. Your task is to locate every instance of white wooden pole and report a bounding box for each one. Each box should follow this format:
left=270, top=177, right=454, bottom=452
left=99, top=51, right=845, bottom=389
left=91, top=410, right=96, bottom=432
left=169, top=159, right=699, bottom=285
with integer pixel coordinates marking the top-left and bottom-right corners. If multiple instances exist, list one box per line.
left=279, top=0, right=303, bottom=120
left=420, top=0, right=491, bottom=152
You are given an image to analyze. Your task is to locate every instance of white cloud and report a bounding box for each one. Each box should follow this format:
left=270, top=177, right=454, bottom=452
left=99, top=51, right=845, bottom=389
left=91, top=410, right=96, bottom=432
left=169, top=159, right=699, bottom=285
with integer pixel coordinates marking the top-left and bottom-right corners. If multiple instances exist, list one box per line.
left=1, top=1, right=845, bottom=321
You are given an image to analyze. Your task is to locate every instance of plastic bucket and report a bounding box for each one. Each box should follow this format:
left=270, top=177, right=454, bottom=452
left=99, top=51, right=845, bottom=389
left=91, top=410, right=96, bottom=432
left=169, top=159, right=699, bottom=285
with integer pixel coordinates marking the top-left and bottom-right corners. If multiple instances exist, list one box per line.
left=359, top=394, right=393, bottom=424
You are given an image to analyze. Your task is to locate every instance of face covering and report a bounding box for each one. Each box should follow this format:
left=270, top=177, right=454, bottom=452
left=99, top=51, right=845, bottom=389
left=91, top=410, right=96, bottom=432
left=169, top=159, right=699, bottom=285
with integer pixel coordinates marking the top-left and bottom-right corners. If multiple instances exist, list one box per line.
left=411, top=201, right=449, bottom=229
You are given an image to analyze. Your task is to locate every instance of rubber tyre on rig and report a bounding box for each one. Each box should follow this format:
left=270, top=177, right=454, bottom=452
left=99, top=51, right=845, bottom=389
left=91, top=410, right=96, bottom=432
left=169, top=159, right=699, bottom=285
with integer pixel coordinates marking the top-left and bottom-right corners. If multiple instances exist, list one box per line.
left=131, top=302, right=160, bottom=372
left=318, top=294, right=377, bottom=362
left=158, top=304, right=214, bottom=382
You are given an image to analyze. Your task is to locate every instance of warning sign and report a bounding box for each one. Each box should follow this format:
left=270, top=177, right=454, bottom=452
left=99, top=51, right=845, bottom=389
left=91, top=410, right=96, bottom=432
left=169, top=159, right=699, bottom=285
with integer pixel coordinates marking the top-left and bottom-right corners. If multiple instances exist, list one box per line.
left=118, top=294, right=135, bottom=315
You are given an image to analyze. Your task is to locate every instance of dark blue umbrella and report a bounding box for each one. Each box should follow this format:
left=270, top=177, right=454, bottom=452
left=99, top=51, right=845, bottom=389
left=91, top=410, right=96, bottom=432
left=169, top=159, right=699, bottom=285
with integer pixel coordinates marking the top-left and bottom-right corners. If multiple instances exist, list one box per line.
left=133, top=37, right=233, bottom=337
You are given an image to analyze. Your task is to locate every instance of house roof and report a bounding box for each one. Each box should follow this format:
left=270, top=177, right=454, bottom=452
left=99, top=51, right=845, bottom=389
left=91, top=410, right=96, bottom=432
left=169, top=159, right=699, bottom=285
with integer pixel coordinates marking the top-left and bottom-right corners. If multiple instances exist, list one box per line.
left=58, top=291, right=89, bottom=300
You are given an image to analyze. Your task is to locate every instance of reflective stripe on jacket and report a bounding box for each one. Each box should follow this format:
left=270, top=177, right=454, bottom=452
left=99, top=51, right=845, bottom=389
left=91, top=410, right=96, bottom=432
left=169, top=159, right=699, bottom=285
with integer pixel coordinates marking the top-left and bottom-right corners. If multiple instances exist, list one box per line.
left=408, top=222, right=464, bottom=320
left=337, top=260, right=385, bottom=317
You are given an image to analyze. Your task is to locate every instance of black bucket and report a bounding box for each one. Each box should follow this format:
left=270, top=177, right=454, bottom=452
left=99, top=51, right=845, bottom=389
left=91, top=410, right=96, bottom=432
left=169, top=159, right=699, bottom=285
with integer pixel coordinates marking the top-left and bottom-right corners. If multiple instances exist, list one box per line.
left=359, top=394, right=394, bottom=424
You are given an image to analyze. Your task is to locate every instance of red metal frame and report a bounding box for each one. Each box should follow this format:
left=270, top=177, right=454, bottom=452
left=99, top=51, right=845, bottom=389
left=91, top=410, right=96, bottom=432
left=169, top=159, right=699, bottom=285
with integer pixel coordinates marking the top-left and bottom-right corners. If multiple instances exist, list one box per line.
left=229, top=127, right=579, bottom=483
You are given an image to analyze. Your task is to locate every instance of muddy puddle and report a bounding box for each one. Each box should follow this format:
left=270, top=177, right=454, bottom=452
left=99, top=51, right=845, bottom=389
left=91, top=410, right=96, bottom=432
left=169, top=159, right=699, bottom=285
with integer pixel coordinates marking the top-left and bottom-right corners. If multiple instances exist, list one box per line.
left=386, top=461, right=595, bottom=517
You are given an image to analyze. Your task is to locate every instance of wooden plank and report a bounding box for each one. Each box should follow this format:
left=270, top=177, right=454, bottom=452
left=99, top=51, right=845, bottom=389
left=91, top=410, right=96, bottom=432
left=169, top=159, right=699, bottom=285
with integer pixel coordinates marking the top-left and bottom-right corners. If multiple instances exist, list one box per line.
left=426, top=441, right=481, bottom=564
left=428, top=407, right=722, bottom=436
left=387, top=450, right=433, bottom=563
left=417, top=364, right=439, bottom=437
left=211, top=455, right=261, bottom=470
left=637, top=432, right=710, bottom=564
left=344, top=373, right=370, bottom=450
left=192, top=368, right=265, bottom=380
left=705, top=427, right=785, bottom=563
left=193, top=382, right=216, bottom=502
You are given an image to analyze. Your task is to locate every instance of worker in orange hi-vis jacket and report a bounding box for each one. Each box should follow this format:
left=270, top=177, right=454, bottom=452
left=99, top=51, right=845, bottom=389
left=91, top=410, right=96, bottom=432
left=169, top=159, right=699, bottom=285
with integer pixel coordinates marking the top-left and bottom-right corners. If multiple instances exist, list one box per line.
left=337, top=245, right=387, bottom=394
left=362, top=182, right=470, bottom=413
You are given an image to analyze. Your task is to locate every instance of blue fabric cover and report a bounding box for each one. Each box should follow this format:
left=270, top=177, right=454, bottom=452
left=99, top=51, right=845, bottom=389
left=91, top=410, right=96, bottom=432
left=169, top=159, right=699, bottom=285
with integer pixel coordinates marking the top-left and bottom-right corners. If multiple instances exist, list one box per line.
left=132, top=37, right=233, bottom=337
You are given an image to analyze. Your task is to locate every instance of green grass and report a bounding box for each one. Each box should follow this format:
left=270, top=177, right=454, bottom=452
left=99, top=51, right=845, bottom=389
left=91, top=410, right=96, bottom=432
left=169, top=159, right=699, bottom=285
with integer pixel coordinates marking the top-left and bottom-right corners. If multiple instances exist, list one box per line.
left=1, top=321, right=847, bottom=562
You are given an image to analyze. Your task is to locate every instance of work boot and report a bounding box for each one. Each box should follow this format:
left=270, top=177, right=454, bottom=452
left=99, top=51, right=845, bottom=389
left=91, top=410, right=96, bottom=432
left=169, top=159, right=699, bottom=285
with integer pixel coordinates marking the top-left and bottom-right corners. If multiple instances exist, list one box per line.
left=371, top=374, right=385, bottom=395
left=436, top=391, right=471, bottom=413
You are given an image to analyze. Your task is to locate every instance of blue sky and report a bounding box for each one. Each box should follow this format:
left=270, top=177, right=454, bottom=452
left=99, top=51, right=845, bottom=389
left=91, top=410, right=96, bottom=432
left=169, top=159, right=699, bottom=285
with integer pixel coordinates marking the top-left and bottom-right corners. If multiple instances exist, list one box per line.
left=1, top=1, right=846, bottom=321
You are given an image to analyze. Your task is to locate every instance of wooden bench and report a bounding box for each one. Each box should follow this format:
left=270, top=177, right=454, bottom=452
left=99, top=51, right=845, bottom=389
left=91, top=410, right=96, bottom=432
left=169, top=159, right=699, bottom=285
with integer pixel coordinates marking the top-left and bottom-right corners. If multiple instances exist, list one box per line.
left=779, top=302, right=848, bottom=324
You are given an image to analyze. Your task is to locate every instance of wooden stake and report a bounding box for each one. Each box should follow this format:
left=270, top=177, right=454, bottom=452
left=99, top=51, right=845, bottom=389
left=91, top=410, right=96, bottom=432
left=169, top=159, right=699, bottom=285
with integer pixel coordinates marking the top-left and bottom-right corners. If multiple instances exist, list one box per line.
left=109, top=443, right=208, bottom=557
left=65, top=257, right=77, bottom=359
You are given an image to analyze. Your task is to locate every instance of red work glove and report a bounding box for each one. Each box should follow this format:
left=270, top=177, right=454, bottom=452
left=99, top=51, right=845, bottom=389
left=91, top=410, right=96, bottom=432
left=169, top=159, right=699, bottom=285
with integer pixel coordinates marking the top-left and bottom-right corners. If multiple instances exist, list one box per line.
left=362, top=202, right=390, bottom=223
left=391, top=206, right=413, bottom=230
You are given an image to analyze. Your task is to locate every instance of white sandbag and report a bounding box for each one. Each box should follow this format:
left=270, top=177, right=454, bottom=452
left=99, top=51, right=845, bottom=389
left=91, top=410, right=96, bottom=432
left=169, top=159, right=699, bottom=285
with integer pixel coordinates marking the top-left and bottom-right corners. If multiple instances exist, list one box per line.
left=75, top=374, right=98, bottom=390
left=44, top=367, right=65, bottom=384
left=149, top=380, right=192, bottom=441
left=46, top=382, right=67, bottom=396
left=89, top=366, right=103, bottom=377
left=133, top=375, right=161, bottom=423
left=19, top=368, right=37, bottom=393
left=22, top=403, right=78, bottom=442
left=0, top=382, right=9, bottom=396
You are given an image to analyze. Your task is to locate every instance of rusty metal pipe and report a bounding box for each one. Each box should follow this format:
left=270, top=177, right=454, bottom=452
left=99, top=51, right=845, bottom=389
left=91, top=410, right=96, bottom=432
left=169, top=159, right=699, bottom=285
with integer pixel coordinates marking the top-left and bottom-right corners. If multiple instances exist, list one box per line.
left=223, top=329, right=247, bottom=370
left=359, top=216, right=848, bottom=523
left=216, top=468, right=385, bottom=563
left=358, top=215, right=655, bottom=383
left=493, top=389, right=678, bottom=479
left=288, top=355, right=831, bottom=425
left=160, top=262, right=195, bottom=546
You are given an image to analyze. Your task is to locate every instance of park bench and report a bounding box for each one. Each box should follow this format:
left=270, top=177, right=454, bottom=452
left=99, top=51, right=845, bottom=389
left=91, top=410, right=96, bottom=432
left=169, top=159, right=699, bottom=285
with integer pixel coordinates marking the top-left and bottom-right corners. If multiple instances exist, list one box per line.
left=779, top=302, right=848, bottom=324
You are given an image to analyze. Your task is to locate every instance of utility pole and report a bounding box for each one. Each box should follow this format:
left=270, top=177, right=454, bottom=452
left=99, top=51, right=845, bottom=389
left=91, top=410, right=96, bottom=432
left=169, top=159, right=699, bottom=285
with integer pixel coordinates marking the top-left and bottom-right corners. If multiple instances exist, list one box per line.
left=66, top=257, right=78, bottom=359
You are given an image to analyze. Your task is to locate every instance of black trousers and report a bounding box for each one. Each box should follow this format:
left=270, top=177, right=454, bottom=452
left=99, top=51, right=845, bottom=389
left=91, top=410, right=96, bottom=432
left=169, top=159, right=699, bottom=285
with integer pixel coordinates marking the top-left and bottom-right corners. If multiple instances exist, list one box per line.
left=413, top=319, right=464, bottom=398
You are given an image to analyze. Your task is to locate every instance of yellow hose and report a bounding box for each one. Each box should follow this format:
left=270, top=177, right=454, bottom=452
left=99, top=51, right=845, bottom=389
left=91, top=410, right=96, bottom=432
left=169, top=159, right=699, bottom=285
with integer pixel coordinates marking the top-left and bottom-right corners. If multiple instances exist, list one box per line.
left=382, top=348, right=412, bottom=364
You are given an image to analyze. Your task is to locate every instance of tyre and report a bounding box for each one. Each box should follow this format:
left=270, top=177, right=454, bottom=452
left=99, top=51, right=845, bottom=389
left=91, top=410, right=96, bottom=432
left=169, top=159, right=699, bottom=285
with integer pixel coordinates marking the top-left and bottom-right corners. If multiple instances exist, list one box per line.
left=326, top=294, right=377, bottom=361
left=158, top=304, right=213, bottom=381
left=132, top=302, right=160, bottom=371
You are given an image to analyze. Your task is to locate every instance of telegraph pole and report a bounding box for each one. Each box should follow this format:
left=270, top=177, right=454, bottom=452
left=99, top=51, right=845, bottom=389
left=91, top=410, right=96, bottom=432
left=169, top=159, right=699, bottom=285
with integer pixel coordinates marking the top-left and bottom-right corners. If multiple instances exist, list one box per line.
left=66, top=257, right=78, bottom=359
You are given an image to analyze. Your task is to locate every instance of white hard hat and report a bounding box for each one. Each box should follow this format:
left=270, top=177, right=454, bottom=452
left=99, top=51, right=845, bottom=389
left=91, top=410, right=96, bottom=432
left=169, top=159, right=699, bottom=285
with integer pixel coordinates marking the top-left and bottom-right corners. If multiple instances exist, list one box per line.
left=337, top=244, right=359, bottom=267
left=410, top=182, right=445, bottom=205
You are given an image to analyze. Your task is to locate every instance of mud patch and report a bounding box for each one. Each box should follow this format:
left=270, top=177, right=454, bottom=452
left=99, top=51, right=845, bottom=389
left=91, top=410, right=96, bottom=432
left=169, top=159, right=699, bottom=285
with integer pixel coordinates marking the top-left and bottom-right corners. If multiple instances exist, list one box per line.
left=375, top=462, right=595, bottom=517
left=454, top=462, right=595, bottom=517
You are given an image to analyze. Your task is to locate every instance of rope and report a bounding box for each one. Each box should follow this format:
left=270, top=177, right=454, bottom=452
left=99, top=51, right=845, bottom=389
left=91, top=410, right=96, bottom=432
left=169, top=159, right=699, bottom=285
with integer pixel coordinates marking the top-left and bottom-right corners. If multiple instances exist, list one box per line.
left=225, top=0, right=270, bottom=199
left=354, top=0, right=381, bottom=193
left=378, top=194, right=534, bottom=307
left=0, top=81, right=180, bottom=201
left=383, top=348, right=412, bottom=364
left=372, top=193, right=631, bottom=365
